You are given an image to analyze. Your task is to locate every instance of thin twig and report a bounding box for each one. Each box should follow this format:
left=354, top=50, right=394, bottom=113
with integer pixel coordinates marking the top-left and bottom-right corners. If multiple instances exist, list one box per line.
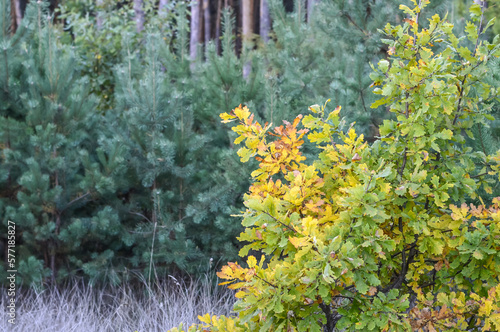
left=129, top=211, right=152, bottom=223
left=341, top=12, right=367, bottom=35
left=61, top=192, right=90, bottom=212
left=452, top=6, right=486, bottom=126
left=263, top=211, right=297, bottom=233
left=148, top=220, right=157, bottom=286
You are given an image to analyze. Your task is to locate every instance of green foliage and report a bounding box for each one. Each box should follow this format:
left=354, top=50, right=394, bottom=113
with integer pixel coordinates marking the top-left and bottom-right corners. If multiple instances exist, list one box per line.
left=0, top=0, right=130, bottom=285
left=466, top=54, right=500, bottom=204
left=1, top=0, right=493, bottom=287
left=1, top=2, right=253, bottom=285
left=452, top=0, right=500, bottom=38
left=109, top=6, right=258, bottom=277
left=57, top=0, right=178, bottom=111
left=172, top=1, right=500, bottom=331
left=114, top=32, right=205, bottom=275
left=265, top=0, right=450, bottom=141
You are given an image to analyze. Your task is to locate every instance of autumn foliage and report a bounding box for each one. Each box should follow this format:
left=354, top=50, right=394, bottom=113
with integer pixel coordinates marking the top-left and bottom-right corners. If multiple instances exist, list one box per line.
left=169, top=1, right=500, bottom=331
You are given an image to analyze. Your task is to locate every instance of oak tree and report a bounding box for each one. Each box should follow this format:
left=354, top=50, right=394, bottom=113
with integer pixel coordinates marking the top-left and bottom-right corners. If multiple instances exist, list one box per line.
left=170, top=1, right=500, bottom=331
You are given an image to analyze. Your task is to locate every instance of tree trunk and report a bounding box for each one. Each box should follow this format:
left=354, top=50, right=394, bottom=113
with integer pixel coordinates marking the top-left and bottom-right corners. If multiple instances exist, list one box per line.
left=203, top=0, right=211, bottom=45
left=50, top=242, right=56, bottom=284
left=9, top=0, right=16, bottom=33
left=215, top=0, right=222, bottom=54
left=190, top=0, right=201, bottom=62
left=242, top=0, right=253, bottom=79
left=134, top=0, right=145, bottom=33
left=13, top=0, right=22, bottom=27
left=242, top=0, right=253, bottom=42
left=259, top=0, right=270, bottom=43
left=159, top=0, right=169, bottom=17
left=307, top=0, right=318, bottom=24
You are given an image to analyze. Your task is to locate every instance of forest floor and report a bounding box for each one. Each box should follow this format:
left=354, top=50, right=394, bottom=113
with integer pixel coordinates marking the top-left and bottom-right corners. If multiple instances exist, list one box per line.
left=0, top=274, right=234, bottom=331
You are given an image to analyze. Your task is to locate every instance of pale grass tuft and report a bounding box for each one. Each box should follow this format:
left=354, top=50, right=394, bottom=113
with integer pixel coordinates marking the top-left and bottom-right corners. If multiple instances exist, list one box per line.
left=0, top=274, right=235, bottom=331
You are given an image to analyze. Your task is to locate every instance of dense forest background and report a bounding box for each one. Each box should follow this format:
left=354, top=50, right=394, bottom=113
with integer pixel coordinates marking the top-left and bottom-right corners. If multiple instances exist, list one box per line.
left=1, top=0, right=499, bottom=287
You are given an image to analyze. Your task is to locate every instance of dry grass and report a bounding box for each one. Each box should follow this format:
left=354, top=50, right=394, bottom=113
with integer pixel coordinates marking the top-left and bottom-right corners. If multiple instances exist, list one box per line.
left=0, top=274, right=235, bottom=331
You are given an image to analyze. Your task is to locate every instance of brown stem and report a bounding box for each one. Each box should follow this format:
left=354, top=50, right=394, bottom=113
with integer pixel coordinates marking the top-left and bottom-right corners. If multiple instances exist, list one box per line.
left=129, top=211, right=152, bottom=223
left=452, top=77, right=467, bottom=126
left=263, top=211, right=297, bottom=233
left=453, top=7, right=485, bottom=126
left=471, top=171, right=489, bottom=179
left=50, top=241, right=56, bottom=284
left=399, top=91, right=411, bottom=178
left=341, top=12, right=366, bottom=35
left=399, top=148, right=408, bottom=179
left=472, top=5, right=485, bottom=58
left=61, top=192, right=90, bottom=212
left=419, top=257, right=472, bottom=290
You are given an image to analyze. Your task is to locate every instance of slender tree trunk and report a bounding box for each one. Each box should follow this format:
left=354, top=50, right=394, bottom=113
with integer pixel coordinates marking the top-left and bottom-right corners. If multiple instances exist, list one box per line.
left=13, top=0, right=22, bottom=27
left=159, top=0, right=169, bottom=17
left=51, top=149, right=60, bottom=284
left=215, top=0, right=222, bottom=54
left=203, top=0, right=210, bottom=44
left=50, top=244, right=56, bottom=284
left=242, top=0, right=253, bottom=41
left=242, top=0, right=253, bottom=79
left=190, top=0, right=200, bottom=62
left=9, top=0, right=16, bottom=33
left=260, top=0, right=270, bottom=43
left=134, top=0, right=145, bottom=33
left=307, top=0, right=318, bottom=24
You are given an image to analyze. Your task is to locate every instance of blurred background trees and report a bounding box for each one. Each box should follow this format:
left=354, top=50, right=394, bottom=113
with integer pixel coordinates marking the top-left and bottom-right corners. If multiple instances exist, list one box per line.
left=1, top=0, right=498, bottom=286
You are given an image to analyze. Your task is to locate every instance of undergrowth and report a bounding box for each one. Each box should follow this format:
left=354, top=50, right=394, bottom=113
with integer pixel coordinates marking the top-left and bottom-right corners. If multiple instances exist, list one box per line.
left=0, top=274, right=234, bottom=331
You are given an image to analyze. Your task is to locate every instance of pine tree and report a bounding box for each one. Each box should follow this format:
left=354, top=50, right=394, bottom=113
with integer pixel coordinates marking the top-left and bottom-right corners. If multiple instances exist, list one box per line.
left=113, top=7, right=216, bottom=278
left=465, top=54, right=500, bottom=203
left=0, top=0, right=129, bottom=285
left=183, top=9, right=266, bottom=268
